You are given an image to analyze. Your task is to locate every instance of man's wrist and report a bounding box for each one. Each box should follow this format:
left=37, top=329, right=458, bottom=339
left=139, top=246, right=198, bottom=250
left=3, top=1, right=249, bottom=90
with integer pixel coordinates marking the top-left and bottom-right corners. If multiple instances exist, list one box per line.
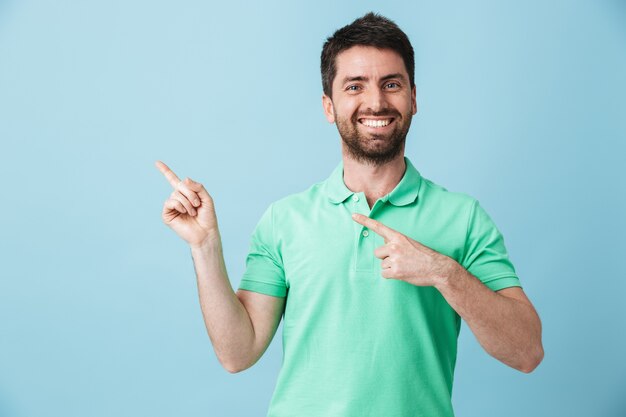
left=433, top=257, right=462, bottom=291
left=189, top=232, right=222, bottom=253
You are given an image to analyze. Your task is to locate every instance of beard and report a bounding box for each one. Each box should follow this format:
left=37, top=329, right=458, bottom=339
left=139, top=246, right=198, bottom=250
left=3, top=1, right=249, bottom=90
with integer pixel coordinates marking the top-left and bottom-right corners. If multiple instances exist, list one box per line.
left=335, top=108, right=412, bottom=167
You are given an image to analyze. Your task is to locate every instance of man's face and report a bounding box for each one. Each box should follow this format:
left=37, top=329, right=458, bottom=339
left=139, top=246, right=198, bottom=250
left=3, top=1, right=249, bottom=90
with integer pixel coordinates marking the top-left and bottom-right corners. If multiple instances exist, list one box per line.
left=322, top=46, right=417, bottom=166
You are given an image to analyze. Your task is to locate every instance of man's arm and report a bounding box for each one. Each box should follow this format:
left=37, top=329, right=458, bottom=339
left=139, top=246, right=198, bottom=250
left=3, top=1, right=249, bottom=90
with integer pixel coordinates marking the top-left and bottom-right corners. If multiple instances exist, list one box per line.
left=435, top=266, right=543, bottom=373
left=191, top=241, right=285, bottom=373
left=156, top=161, right=285, bottom=373
left=352, top=213, right=544, bottom=373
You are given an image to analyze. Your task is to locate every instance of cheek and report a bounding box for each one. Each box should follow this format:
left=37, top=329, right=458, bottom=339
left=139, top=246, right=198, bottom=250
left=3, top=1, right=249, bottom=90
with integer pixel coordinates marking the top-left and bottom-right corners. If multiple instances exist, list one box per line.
left=333, top=98, right=359, bottom=117
left=335, top=108, right=355, bottom=124
left=388, top=94, right=413, bottom=113
left=394, top=98, right=412, bottom=114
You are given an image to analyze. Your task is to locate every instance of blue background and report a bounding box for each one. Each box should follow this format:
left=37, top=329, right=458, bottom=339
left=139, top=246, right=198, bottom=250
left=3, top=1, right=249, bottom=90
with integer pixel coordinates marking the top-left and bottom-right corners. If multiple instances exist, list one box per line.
left=1, top=0, right=625, bottom=416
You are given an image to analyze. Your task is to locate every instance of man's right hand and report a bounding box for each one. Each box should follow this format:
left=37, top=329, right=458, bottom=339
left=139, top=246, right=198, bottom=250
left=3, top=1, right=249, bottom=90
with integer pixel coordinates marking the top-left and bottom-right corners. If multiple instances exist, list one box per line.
left=155, top=160, right=219, bottom=247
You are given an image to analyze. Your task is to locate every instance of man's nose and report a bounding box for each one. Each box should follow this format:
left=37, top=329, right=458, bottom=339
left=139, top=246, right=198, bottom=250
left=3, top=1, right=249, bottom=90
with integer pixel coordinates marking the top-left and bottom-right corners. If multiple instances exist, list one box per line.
left=363, top=87, right=387, bottom=113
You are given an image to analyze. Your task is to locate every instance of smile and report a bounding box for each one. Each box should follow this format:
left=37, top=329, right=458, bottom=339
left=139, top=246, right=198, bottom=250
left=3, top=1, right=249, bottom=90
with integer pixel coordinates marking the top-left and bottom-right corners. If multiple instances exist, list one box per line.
left=358, top=118, right=394, bottom=128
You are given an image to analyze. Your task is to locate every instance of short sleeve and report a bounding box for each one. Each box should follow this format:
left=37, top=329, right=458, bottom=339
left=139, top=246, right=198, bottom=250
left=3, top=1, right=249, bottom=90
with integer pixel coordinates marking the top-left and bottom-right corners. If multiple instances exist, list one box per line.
left=461, top=200, right=521, bottom=291
left=238, top=204, right=288, bottom=297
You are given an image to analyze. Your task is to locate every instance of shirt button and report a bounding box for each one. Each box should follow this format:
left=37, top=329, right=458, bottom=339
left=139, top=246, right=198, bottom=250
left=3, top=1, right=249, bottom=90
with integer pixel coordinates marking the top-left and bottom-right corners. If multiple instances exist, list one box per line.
left=362, top=230, right=369, bottom=237
left=352, top=195, right=359, bottom=202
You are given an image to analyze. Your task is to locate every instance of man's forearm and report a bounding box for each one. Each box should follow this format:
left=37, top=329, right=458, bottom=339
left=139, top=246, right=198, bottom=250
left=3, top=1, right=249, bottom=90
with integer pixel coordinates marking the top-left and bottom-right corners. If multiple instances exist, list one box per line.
left=435, top=262, right=543, bottom=373
left=190, top=237, right=256, bottom=373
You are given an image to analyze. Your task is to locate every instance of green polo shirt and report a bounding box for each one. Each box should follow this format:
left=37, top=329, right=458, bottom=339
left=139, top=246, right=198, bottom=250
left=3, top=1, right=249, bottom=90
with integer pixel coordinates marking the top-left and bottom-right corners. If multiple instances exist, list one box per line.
left=239, top=157, right=520, bottom=417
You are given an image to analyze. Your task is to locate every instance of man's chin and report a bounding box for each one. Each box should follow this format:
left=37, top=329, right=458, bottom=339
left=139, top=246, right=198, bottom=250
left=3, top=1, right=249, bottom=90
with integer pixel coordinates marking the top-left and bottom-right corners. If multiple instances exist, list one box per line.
left=344, top=142, right=404, bottom=165
left=361, top=135, right=399, bottom=151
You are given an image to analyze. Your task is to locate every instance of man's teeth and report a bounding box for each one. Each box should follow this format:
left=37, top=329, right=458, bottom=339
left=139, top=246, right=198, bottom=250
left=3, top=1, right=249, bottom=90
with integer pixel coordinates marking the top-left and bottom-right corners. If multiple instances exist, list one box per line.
left=361, top=119, right=391, bottom=127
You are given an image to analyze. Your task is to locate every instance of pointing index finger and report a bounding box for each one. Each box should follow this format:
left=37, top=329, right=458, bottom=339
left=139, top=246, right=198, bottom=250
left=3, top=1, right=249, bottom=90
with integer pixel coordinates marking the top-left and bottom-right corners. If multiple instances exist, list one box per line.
left=155, top=160, right=181, bottom=189
left=351, top=213, right=400, bottom=242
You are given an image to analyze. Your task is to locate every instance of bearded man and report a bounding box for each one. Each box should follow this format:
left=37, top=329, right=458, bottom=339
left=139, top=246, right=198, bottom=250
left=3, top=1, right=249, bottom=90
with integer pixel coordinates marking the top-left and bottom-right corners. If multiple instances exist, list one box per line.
left=156, top=12, right=543, bottom=417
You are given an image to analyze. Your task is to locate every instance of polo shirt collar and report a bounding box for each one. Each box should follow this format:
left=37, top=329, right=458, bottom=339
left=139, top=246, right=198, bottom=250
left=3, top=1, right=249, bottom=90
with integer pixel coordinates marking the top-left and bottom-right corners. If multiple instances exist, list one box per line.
left=325, top=157, right=421, bottom=206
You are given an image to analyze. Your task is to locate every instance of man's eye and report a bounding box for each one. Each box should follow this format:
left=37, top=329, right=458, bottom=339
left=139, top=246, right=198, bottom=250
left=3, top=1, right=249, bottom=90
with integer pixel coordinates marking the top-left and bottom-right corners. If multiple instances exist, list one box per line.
left=385, top=82, right=400, bottom=89
left=346, top=85, right=360, bottom=91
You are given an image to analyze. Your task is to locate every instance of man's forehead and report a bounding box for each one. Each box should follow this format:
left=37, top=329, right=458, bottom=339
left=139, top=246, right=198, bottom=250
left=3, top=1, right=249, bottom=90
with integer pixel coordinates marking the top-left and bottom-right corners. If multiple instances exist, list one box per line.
left=334, top=46, right=407, bottom=81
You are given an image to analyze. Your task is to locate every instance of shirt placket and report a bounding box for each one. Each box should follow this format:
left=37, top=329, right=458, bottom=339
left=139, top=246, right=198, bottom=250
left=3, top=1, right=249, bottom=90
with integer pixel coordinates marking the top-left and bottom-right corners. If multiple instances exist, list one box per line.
left=350, top=193, right=386, bottom=273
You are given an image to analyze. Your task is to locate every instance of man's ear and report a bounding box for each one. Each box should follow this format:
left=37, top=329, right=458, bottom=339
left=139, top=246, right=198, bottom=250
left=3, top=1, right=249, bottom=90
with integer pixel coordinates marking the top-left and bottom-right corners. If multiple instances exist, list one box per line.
left=411, top=85, right=418, bottom=115
left=322, top=94, right=335, bottom=123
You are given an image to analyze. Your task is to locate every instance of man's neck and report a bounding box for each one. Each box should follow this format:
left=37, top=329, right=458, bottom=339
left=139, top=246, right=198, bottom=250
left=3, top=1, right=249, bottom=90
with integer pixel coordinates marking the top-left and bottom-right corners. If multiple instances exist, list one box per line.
left=342, top=151, right=407, bottom=209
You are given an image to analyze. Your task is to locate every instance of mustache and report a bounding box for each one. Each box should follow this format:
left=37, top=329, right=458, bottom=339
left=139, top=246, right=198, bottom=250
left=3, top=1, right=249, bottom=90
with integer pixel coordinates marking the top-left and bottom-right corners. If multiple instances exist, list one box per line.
left=353, top=109, right=401, bottom=120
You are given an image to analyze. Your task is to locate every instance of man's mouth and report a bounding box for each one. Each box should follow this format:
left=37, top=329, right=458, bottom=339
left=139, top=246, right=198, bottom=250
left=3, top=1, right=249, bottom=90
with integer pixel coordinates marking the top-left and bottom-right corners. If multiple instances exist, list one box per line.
left=358, top=118, right=395, bottom=128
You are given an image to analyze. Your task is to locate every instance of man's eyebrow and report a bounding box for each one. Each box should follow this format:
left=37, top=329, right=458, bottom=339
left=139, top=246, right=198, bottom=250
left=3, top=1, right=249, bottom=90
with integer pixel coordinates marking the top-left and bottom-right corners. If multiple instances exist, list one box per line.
left=342, top=75, right=368, bottom=84
left=341, top=73, right=407, bottom=85
left=380, top=73, right=407, bottom=82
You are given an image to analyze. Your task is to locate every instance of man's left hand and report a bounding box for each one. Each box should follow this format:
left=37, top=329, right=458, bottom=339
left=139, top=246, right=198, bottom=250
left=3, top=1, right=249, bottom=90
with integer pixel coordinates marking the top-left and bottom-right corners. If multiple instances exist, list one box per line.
left=352, top=213, right=456, bottom=288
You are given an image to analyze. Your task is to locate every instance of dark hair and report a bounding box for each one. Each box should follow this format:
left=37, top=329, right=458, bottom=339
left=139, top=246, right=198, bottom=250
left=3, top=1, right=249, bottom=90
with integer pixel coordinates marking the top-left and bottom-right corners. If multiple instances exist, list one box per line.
left=321, top=12, right=415, bottom=98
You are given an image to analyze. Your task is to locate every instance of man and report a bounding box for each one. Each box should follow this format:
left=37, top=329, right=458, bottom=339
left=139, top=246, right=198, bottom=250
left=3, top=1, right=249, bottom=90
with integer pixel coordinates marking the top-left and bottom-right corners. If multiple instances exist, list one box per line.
left=156, top=12, right=543, bottom=417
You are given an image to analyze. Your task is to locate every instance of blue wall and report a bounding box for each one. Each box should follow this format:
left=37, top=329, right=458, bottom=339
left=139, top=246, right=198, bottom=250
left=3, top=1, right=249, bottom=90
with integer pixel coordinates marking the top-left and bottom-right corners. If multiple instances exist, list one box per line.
left=1, top=1, right=625, bottom=416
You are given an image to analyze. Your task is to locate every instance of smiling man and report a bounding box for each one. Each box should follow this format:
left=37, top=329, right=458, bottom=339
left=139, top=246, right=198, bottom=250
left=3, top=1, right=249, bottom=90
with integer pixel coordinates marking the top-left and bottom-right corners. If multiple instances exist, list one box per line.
left=157, top=12, right=543, bottom=417
left=324, top=46, right=415, bottom=168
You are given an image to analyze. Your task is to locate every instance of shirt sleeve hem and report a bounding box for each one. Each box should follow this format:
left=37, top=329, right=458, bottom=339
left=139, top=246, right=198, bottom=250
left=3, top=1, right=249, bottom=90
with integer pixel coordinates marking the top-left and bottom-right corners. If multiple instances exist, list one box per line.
left=238, top=279, right=287, bottom=298
left=481, top=275, right=522, bottom=292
